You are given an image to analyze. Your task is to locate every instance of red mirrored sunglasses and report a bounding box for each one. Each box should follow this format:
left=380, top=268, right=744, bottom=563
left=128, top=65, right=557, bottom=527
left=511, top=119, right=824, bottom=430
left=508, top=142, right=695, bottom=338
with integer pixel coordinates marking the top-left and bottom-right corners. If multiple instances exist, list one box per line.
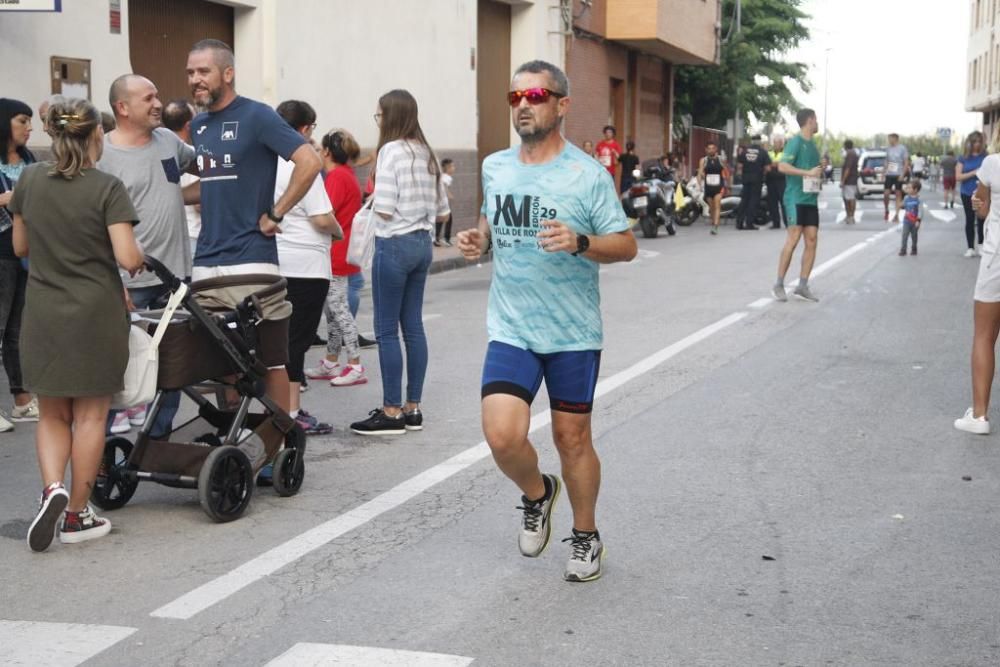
left=508, top=88, right=564, bottom=107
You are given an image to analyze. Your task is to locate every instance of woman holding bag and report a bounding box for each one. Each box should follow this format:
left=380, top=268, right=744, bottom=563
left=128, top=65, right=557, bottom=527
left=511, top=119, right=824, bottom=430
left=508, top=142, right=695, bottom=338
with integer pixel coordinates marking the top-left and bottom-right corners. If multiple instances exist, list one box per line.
left=350, top=90, right=449, bottom=435
left=9, top=98, right=144, bottom=551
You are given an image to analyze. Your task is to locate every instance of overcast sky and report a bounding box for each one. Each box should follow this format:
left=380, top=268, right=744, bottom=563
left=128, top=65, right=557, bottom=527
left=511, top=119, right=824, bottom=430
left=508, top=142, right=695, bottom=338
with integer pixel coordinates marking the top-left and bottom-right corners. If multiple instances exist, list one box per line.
left=774, top=0, right=982, bottom=138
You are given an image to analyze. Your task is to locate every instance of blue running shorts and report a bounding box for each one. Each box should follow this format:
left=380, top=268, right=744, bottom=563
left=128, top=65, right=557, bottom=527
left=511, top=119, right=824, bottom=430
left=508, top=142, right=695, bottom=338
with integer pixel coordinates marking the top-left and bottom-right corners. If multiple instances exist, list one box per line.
left=481, top=341, right=602, bottom=414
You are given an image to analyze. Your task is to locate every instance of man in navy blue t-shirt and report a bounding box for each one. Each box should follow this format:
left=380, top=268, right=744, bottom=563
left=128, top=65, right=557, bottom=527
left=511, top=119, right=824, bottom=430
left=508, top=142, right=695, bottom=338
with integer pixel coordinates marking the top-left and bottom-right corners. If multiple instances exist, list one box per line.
left=185, top=39, right=322, bottom=418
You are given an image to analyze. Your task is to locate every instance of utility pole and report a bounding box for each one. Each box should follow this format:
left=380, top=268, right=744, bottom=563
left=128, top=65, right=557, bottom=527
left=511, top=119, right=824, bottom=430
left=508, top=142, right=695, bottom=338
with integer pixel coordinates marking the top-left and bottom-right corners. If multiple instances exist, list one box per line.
left=823, top=47, right=832, bottom=150
left=729, top=0, right=742, bottom=160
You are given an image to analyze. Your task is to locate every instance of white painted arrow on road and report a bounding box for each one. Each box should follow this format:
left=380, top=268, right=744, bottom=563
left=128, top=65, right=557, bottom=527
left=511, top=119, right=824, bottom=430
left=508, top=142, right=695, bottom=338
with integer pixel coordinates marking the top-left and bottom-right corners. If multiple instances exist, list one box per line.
left=0, top=621, right=137, bottom=666
left=266, top=644, right=474, bottom=666
left=928, top=209, right=956, bottom=223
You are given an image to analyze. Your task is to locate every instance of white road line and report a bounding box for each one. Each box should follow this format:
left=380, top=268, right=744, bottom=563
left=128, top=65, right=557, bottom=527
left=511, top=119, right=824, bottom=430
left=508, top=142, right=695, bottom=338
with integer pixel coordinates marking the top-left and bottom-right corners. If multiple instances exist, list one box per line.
left=0, top=621, right=137, bottom=666
left=265, top=644, right=474, bottom=667
left=423, top=313, right=442, bottom=322
left=747, top=297, right=772, bottom=309
left=150, top=222, right=903, bottom=621
left=150, top=311, right=750, bottom=620
left=928, top=210, right=956, bottom=223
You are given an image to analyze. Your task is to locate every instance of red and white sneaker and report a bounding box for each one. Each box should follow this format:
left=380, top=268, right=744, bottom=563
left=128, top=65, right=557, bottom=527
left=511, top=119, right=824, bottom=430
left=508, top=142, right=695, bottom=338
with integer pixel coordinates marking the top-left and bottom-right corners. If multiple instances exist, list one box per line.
left=305, top=359, right=341, bottom=380
left=27, top=482, right=69, bottom=552
left=109, top=411, right=131, bottom=434
left=59, top=505, right=112, bottom=544
left=126, top=405, right=147, bottom=427
left=331, top=364, right=367, bottom=387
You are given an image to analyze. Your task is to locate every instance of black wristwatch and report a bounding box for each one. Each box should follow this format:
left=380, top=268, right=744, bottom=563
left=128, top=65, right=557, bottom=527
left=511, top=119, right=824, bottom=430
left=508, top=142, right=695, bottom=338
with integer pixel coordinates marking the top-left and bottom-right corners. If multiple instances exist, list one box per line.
left=572, top=234, right=590, bottom=256
left=266, top=206, right=284, bottom=224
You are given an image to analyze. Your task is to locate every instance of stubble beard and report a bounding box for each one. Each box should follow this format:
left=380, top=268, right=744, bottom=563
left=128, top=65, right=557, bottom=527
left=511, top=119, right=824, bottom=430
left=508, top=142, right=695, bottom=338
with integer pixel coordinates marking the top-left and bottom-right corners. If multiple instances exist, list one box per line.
left=516, top=115, right=559, bottom=145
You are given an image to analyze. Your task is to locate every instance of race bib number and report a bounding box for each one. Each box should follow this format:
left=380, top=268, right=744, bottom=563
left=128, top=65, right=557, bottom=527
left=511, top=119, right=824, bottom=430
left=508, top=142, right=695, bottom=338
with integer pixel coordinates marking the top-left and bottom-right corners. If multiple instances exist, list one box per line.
left=888, top=161, right=900, bottom=174
left=803, top=176, right=821, bottom=193
left=706, top=174, right=721, bottom=186
left=599, top=154, right=612, bottom=167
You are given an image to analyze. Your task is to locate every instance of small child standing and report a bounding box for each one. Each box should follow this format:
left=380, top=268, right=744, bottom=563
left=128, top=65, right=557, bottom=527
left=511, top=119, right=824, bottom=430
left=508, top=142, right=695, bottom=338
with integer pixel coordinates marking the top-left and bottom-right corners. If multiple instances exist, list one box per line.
left=900, top=179, right=922, bottom=256
left=435, top=158, right=455, bottom=247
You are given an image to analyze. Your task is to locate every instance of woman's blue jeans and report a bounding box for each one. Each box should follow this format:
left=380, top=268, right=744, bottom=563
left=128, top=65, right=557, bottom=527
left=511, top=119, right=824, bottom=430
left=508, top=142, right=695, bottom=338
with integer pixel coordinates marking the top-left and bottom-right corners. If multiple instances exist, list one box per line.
left=372, top=231, right=432, bottom=407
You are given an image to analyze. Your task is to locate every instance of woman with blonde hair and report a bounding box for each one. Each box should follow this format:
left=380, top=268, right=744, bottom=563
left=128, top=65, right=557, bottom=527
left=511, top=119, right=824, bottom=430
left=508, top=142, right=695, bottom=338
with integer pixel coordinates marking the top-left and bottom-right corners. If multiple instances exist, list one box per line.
left=349, top=90, right=449, bottom=435
left=9, top=98, right=144, bottom=551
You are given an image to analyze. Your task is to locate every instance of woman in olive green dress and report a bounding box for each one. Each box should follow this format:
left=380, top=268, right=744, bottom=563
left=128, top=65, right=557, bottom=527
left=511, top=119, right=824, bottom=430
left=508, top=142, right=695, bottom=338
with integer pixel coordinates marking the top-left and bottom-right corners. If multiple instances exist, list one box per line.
left=9, top=98, right=144, bottom=552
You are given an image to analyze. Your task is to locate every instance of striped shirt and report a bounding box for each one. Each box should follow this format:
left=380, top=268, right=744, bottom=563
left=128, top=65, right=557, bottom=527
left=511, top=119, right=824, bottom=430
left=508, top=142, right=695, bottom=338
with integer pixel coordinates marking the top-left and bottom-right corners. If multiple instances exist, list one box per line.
left=373, top=139, right=449, bottom=238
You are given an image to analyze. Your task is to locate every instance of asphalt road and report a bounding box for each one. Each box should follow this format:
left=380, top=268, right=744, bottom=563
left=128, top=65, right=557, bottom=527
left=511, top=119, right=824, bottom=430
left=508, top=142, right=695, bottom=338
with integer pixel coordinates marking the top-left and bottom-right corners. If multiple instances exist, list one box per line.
left=2, top=182, right=997, bottom=667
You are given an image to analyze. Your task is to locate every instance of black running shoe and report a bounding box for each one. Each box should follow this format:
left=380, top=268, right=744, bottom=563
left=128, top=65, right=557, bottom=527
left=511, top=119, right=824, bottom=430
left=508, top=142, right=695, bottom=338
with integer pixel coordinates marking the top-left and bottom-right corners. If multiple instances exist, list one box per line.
left=351, top=409, right=405, bottom=435
left=311, top=334, right=327, bottom=347
left=357, top=335, right=377, bottom=349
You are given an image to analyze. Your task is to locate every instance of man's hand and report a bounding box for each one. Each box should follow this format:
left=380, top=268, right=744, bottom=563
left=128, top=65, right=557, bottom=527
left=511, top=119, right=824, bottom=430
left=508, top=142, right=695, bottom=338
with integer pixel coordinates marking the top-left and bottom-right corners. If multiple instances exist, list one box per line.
left=807, top=166, right=823, bottom=179
left=973, top=194, right=989, bottom=218
left=456, top=228, right=485, bottom=260
left=259, top=213, right=282, bottom=237
left=538, top=220, right=579, bottom=254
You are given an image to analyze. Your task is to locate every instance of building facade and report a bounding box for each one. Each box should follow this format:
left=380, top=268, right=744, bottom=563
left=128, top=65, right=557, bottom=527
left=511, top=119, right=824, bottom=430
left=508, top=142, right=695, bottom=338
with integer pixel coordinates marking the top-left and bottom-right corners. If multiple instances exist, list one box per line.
left=1, top=0, right=718, bottom=229
left=564, top=0, right=719, bottom=180
left=966, top=0, right=1000, bottom=142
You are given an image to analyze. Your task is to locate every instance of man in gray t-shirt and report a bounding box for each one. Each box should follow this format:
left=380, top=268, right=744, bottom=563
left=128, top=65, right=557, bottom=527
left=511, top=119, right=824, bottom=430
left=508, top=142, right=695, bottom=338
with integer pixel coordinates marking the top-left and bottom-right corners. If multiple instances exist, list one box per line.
left=98, top=74, right=193, bottom=438
left=882, top=133, right=910, bottom=221
left=98, top=74, right=194, bottom=300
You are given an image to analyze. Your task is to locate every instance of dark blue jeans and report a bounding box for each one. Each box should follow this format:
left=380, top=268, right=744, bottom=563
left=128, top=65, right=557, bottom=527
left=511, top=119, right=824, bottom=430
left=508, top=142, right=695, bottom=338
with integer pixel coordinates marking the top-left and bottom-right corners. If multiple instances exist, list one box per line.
left=107, top=283, right=180, bottom=438
left=348, top=272, right=364, bottom=318
left=373, top=231, right=432, bottom=407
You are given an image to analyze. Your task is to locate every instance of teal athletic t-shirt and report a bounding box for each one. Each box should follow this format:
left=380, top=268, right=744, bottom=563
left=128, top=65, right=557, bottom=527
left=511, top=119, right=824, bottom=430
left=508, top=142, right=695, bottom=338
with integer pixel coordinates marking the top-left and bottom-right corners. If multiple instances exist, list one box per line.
left=480, top=142, right=630, bottom=354
left=780, top=132, right=821, bottom=222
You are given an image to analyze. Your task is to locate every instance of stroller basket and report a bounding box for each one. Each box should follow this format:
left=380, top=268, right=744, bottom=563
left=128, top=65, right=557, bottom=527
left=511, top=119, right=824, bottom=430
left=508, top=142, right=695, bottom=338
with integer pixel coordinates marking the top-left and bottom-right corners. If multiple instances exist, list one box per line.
left=136, top=273, right=290, bottom=389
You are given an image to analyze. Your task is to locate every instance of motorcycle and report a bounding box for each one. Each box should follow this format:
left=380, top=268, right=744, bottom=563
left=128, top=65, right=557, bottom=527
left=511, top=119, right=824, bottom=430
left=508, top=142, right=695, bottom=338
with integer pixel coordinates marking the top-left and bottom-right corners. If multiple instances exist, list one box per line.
left=677, top=178, right=707, bottom=226
left=719, top=182, right=770, bottom=226
left=621, top=164, right=678, bottom=238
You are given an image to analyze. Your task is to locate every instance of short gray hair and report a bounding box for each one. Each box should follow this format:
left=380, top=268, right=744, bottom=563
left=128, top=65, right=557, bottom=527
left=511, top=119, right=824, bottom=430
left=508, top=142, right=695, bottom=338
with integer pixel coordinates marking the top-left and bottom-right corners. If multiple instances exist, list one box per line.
left=190, top=38, right=235, bottom=69
left=513, top=60, right=570, bottom=97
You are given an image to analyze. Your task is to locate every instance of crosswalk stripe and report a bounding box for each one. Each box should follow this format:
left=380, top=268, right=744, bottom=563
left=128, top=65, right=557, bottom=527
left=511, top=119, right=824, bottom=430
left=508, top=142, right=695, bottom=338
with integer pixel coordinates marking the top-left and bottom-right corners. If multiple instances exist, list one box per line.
left=0, top=620, right=137, bottom=666
left=265, top=643, right=474, bottom=666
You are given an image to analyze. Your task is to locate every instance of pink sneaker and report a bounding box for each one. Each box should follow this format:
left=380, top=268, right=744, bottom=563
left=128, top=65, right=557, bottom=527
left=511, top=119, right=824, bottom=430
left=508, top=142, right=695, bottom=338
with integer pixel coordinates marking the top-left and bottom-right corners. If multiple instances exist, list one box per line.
left=126, top=405, right=147, bottom=427
left=109, top=411, right=131, bottom=435
left=331, top=364, right=367, bottom=387
left=305, top=359, right=341, bottom=380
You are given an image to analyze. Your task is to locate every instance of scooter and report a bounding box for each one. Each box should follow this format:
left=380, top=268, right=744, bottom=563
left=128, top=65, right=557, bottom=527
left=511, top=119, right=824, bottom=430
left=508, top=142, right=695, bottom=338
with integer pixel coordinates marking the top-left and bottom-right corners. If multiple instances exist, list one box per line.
left=675, top=178, right=706, bottom=226
left=719, top=182, right=770, bottom=226
left=621, top=164, right=678, bottom=238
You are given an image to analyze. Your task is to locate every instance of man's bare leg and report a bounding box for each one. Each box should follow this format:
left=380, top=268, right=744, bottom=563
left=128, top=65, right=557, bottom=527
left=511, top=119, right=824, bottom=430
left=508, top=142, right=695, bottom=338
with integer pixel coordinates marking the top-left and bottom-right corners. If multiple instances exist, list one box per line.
left=551, top=410, right=600, bottom=532
left=800, top=225, right=819, bottom=280
left=482, top=394, right=545, bottom=501
left=777, top=225, right=803, bottom=282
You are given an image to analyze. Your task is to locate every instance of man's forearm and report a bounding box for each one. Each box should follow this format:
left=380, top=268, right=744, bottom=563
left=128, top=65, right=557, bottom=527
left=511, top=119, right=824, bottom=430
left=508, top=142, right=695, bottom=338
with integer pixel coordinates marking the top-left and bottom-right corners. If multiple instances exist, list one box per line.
left=581, top=231, right=637, bottom=264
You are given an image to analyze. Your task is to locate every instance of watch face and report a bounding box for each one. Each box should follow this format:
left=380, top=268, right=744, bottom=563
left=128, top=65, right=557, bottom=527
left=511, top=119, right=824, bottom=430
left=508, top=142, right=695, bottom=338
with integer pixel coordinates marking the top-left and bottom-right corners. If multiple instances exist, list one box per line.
left=578, top=234, right=590, bottom=252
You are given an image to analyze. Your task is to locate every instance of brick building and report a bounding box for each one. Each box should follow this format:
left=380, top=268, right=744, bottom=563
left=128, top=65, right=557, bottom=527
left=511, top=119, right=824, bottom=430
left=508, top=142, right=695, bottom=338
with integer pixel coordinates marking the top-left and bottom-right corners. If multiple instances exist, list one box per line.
left=564, top=0, right=719, bottom=177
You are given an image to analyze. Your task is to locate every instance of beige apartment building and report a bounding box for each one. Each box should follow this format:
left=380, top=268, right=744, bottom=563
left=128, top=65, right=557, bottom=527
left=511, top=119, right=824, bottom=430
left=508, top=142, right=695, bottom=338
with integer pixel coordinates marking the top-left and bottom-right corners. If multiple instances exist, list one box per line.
left=967, top=0, right=1000, bottom=141
left=1, top=0, right=718, bottom=231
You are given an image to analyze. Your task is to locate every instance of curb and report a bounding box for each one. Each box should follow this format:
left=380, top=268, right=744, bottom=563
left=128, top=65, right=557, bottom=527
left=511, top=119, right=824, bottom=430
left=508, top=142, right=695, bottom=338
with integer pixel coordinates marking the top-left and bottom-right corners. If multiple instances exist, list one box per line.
left=429, top=253, right=493, bottom=275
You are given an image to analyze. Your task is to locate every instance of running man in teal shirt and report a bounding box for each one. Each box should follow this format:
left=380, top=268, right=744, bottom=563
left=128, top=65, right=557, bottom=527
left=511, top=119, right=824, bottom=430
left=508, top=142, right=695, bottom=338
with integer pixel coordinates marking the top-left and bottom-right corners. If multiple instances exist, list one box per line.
left=773, top=108, right=823, bottom=302
left=457, top=60, right=637, bottom=584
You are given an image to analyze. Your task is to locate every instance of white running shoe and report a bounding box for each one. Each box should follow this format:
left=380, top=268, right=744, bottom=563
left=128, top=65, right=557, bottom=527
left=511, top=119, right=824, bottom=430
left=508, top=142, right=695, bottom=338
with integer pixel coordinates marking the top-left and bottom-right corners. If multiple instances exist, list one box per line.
left=964, top=248, right=978, bottom=258
left=0, top=411, right=13, bottom=433
left=109, top=412, right=131, bottom=434
left=954, top=408, right=990, bottom=435
left=517, top=474, right=561, bottom=557
left=771, top=285, right=788, bottom=302
left=563, top=529, right=605, bottom=582
left=331, top=364, right=367, bottom=387
left=126, top=405, right=147, bottom=427
left=305, top=359, right=341, bottom=380
left=10, top=397, right=39, bottom=422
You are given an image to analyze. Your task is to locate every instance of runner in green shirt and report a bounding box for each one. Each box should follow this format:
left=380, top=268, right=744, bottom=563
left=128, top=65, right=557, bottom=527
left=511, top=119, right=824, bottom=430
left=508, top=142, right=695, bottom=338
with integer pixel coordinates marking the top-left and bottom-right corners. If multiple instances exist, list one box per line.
left=773, top=108, right=823, bottom=302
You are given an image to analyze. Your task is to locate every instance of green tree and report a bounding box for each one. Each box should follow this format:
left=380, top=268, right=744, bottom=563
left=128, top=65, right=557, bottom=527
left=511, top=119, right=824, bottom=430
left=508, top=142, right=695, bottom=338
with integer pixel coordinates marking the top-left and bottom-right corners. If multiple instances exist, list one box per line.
left=674, top=0, right=811, bottom=130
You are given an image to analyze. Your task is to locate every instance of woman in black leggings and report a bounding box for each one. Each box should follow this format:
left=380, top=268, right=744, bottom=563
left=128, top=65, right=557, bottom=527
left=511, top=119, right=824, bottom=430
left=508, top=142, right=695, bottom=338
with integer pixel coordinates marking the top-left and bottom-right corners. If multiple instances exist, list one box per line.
left=958, top=131, right=987, bottom=257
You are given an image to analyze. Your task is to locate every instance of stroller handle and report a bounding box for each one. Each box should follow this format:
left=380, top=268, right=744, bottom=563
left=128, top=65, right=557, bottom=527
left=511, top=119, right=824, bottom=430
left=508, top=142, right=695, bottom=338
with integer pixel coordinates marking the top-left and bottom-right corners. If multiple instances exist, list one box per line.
left=143, top=256, right=182, bottom=290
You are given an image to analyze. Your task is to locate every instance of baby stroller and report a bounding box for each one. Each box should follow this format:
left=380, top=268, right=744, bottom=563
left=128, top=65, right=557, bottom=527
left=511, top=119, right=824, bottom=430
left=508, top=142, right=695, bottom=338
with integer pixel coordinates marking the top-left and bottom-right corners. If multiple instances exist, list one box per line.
left=91, top=257, right=306, bottom=522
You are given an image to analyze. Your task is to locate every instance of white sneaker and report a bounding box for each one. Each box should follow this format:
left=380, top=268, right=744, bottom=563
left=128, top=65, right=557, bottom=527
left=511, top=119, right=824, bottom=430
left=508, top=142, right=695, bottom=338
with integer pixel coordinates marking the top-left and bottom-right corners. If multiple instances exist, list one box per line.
left=0, top=411, right=13, bottom=433
left=330, top=364, right=367, bottom=387
left=126, top=405, right=147, bottom=427
left=954, top=408, right=990, bottom=435
left=58, top=505, right=112, bottom=544
left=964, top=248, right=978, bottom=258
left=563, top=529, right=605, bottom=582
left=109, top=412, right=131, bottom=435
left=305, top=359, right=341, bottom=380
left=518, top=474, right=561, bottom=557
left=10, top=397, right=39, bottom=422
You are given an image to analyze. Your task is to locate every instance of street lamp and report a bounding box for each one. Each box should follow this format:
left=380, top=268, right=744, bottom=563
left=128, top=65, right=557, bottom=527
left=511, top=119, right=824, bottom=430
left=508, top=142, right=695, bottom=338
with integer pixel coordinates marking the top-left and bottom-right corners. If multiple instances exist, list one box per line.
left=823, top=47, right=833, bottom=139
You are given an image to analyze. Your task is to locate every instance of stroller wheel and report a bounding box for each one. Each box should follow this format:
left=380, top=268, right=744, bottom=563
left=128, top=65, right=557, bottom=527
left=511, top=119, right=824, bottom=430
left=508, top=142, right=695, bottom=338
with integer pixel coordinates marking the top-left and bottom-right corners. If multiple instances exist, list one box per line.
left=92, top=437, right=138, bottom=511
left=198, top=445, right=254, bottom=523
left=273, top=447, right=305, bottom=497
